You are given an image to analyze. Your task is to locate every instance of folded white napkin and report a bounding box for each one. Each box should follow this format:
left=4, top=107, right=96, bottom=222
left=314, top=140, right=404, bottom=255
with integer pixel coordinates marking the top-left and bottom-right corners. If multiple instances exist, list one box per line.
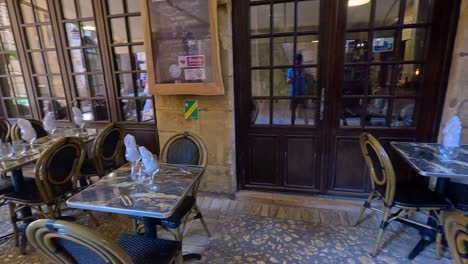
left=442, top=115, right=462, bottom=148
left=17, top=119, right=37, bottom=143
left=42, top=112, right=56, bottom=133
left=72, top=107, right=84, bottom=127
left=124, top=134, right=140, bottom=163
left=138, top=146, right=159, bottom=175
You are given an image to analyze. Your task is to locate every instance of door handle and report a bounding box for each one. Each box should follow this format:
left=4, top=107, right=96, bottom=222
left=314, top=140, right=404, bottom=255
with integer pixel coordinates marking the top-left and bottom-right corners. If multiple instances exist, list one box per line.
left=319, top=88, right=325, bottom=121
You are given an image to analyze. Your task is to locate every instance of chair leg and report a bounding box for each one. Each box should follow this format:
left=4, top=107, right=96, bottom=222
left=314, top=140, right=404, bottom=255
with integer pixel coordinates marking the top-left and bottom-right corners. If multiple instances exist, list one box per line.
left=353, top=192, right=375, bottom=227
left=370, top=207, right=391, bottom=257
left=435, top=210, right=444, bottom=259
left=175, top=251, right=184, bottom=264
left=85, top=210, right=99, bottom=227
left=194, top=204, right=211, bottom=237
left=8, top=203, right=19, bottom=247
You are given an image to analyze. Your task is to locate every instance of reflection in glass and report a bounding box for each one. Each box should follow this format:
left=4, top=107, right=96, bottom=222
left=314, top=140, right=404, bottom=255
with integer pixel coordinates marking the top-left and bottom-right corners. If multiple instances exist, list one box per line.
left=298, top=1, right=320, bottom=32
left=297, top=35, right=319, bottom=65
left=108, top=0, right=124, bottom=15
left=114, top=46, right=131, bottom=71
left=45, top=51, right=60, bottom=73
left=81, top=21, right=97, bottom=45
left=84, top=48, right=101, bottom=71
left=1, top=77, right=27, bottom=97
left=366, top=98, right=388, bottom=127
left=273, top=100, right=291, bottom=125
left=273, top=2, right=294, bottom=33
left=251, top=70, right=269, bottom=96
left=250, top=5, right=270, bottom=34
left=39, top=99, right=68, bottom=120
left=129, top=17, right=143, bottom=42
left=38, top=25, right=54, bottom=48
left=273, top=68, right=289, bottom=96
left=294, top=99, right=317, bottom=126
left=342, top=66, right=367, bottom=95
left=131, top=45, right=146, bottom=70
left=369, top=65, right=392, bottom=95
left=111, top=18, right=127, bottom=43
left=139, top=98, right=154, bottom=122
left=50, top=76, right=64, bottom=97
left=117, top=73, right=135, bottom=96
left=25, top=27, right=40, bottom=49
left=251, top=38, right=270, bottom=67
left=77, top=0, right=93, bottom=18
left=344, top=31, right=368, bottom=62
left=288, top=67, right=317, bottom=97
left=20, top=0, right=34, bottom=24
left=5, top=99, right=31, bottom=118
left=88, top=74, right=105, bottom=96
left=78, top=99, right=108, bottom=121
left=346, top=0, right=371, bottom=29
left=75, top=75, right=89, bottom=97
left=392, top=99, right=415, bottom=127
left=121, top=99, right=137, bottom=121
left=372, top=30, right=398, bottom=62
left=273, top=37, right=294, bottom=66
left=252, top=100, right=269, bottom=125
left=34, top=76, right=48, bottom=96
left=340, top=99, right=362, bottom=127
left=404, top=0, right=433, bottom=24
left=61, top=0, right=77, bottom=19
left=0, top=1, right=11, bottom=27
left=30, top=52, right=45, bottom=74
left=1, top=54, right=22, bottom=74
left=375, top=0, right=400, bottom=27
left=395, top=64, right=421, bottom=96
left=402, top=28, right=427, bottom=61
left=33, top=0, right=49, bottom=22
left=0, top=29, right=15, bottom=51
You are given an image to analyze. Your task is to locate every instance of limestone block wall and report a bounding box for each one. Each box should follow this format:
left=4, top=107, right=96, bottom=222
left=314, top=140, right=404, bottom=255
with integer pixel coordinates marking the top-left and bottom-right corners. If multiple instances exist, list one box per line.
left=153, top=0, right=236, bottom=193
left=439, top=0, right=468, bottom=184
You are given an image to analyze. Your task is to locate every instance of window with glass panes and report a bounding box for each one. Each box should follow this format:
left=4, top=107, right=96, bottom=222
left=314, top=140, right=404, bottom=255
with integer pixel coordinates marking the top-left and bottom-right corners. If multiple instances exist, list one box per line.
left=103, top=0, right=154, bottom=123
left=0, top=0, right=31, bottom=119
left=58, top=0, right=109, bottom=122
left=340, top=0, right=433, bottom=128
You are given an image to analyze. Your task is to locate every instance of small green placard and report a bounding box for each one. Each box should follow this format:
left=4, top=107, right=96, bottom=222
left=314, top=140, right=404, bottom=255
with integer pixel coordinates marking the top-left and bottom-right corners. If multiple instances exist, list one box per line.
left=184, top=99, right=199, bottom=120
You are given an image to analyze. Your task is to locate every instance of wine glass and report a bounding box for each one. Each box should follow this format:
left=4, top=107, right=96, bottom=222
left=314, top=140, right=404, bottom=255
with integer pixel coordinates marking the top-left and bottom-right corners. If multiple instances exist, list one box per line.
left=147, top=168, right=161, bottom=191
left=11, top=140, right=26, bottom=158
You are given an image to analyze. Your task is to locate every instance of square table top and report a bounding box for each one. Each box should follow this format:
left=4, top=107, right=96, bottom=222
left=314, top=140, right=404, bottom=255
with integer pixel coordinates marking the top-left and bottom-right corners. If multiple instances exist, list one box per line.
left=66, top=163, right=204, bottom=219
left=391, top=142, right=468, bottom=178
left=0, top=132, right=97, bottom=174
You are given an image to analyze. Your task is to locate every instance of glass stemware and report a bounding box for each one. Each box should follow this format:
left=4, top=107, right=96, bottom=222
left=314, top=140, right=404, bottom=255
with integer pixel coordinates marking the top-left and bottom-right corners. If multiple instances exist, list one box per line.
left=148, top=168, right=160, bottom=191
left=0, top=142, right=13, bottom=161
left=12, top=140, right=26, bottom=158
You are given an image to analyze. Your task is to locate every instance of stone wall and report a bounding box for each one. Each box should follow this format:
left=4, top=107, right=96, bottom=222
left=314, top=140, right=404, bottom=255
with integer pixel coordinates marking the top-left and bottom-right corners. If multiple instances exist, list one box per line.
left=153, top=0, right=236, bottom=193
left=439, top=0, right=468, bottom=184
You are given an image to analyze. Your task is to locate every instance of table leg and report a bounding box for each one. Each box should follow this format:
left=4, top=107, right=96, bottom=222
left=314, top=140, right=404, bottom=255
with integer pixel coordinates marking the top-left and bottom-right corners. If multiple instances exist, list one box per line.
left=11, top=169, right=33, bottom=254
left=142, top=218, right=157, bottom=238
left=407, top=178, right=450, bottom=260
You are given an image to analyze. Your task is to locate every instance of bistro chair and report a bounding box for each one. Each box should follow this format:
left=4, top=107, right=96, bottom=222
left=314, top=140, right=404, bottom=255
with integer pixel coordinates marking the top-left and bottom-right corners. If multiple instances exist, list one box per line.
left=354, top=133, right=451, bottom=258
left=134, top=132, right=210, bottom=241
left=26, top=219, right=183, bottom=264
left=444, top=212, right=468, bottom=264
left=80, top=123, right=125, bottom=183
left=5, top=137, right=86, bottom=253
left=0, top=118, right=11, bottom=142
left=10, top=119, right=49, bottom=141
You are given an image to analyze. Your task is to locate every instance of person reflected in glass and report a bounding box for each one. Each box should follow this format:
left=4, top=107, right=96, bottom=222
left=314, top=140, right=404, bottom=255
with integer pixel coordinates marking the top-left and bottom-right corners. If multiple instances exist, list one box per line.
left=287, top=54, right=312, bottom=125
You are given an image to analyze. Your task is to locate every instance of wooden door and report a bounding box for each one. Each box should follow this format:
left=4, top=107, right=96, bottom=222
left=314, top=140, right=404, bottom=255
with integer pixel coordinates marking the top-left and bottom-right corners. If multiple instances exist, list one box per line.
left=233, top=0, right=460, bottom=196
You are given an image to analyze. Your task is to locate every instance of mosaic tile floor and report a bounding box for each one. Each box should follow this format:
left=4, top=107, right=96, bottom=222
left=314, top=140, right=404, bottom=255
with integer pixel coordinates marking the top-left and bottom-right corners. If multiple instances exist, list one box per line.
left=0, top=194, right=453, bottom=263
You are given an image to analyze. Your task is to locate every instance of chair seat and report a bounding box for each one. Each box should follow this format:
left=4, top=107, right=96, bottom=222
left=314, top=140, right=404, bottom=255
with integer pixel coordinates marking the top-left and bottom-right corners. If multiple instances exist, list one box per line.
left=0, top=177, right=15, bottom=194
left=5, top=179, right=42, bottom=203
left=393, top=186, right=450, bottom=209
left=80, top=158, right=97, bottom=175
left=158, top=196, right=196, bottom=229
left=117, top=234, right=181, bottom=264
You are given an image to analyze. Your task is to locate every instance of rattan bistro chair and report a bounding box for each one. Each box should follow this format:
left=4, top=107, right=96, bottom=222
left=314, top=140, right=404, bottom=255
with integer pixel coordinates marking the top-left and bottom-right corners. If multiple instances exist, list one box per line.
left=444, top=212, right=468, bottom=264
left=5, top=137, right=86, bottom=252
left=134, top=132, right=210, bottom=240
left=354, top=133, right=451, bottom=258
left=26, top=219, right=182, bottom=264
left=10, top=119, right=48, bottom=141
left=80, top=123, right=124, bottom=182
left=0, top=118, right=11, bottom=142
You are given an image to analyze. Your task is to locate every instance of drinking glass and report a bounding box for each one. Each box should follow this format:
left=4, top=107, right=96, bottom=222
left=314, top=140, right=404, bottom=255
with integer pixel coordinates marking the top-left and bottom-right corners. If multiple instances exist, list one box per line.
left=0, top=142, right=13, bottom=160
left=12, top=140, right=26, bottom=157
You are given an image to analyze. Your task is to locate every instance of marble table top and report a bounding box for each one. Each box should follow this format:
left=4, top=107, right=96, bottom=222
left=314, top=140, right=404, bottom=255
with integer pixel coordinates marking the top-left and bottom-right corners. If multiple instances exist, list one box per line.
left=66, top=163, right=203, bottom=219
left=0, top=133, right=97, bottom=174
left=391, top=142, right=468, bottom=178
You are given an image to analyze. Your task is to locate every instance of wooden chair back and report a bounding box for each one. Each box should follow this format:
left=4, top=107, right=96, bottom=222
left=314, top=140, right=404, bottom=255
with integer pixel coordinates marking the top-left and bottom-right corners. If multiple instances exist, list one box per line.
left=445, top=212, right=468, bottom=264
left=160, top=132, right=207, bottom=196
left=359, top=133, right=396, bottom=206
left=35, top=137, right=85, bottom=204
left=91, top=123, right=125, bottom=177
left=0, top=118, right=10, bottom=142
left=26, top=219, right=133, bottom=264
left=11, top=119, right=48, bottom=141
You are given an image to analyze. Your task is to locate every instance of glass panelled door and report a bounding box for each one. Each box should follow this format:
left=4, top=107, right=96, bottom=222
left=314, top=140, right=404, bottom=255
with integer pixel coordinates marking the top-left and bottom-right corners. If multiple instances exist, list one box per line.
left=235, top=0, right=454, bottom=195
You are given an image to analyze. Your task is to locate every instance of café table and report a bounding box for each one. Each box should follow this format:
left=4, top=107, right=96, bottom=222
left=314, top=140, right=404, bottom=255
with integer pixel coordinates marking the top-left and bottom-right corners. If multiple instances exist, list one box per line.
left=0, top=130, right=98, bottom=241
left=390, top=142, right=468, bottom=260
left=67, top=163, right=204, bottom=259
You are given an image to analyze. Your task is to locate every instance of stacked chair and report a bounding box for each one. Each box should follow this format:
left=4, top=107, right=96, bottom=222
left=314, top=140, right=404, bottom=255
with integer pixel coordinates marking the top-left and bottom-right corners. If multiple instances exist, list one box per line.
left=26, top=219, right=182, bottom=264
left=354, top=133, right=451, bottom=258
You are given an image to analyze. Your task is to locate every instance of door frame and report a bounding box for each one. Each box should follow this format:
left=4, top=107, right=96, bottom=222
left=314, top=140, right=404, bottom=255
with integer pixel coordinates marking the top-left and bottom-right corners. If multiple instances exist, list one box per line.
left=232, top=0, right=461, bottom=195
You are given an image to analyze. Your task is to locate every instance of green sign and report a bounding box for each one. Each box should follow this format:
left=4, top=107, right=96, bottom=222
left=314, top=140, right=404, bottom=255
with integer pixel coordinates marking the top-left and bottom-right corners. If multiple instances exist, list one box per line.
left=184, top=99, right=199, bottom=120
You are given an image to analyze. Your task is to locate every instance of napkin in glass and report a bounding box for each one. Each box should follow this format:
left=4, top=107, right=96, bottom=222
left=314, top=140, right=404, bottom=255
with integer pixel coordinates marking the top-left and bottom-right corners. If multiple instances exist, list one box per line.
left=442, top=115, right=462, bottom=148
left=124, top=134, right=140, bottom=163
left=17, top=119, right=37, bottom=143
left=42, top=112, right=56, bottom=134
left=138, top=146, right=159, bottom=175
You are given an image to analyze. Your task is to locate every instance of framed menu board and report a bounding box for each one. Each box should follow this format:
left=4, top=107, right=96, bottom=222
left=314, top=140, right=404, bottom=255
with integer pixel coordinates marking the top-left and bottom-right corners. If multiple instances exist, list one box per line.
left=142, top=0, right=224, bottom=95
